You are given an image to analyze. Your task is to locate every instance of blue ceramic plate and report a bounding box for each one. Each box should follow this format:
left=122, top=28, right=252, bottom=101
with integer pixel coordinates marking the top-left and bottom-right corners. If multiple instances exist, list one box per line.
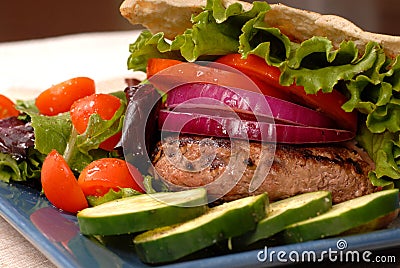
left=0, top=181, right=400, bottom=267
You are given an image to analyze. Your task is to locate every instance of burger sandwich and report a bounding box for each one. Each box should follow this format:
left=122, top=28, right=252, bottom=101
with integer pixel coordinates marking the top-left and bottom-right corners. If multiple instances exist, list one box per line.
left=119, top=0, right=400, bottom=231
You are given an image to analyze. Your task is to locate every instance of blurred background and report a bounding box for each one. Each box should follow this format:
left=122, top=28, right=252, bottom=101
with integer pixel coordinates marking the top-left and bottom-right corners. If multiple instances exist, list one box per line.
left=0, top=1, right=135, bottom=42
left=267, top=0, right=399, bottom=36
left=1, top=0, right=399, bottom=42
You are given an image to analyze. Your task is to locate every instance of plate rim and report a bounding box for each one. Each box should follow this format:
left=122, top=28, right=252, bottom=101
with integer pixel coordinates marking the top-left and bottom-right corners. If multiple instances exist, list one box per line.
left=1, top=181, right=400, bottom=267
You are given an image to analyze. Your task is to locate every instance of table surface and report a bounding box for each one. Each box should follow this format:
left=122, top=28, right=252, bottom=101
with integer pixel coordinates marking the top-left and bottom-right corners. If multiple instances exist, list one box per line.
left=0, top=216, right=55, bottom=267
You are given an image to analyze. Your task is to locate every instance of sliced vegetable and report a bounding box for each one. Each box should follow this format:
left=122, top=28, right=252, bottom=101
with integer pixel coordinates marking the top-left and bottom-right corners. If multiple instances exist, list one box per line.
left=158, top=110, right=355, bottom=144
left=166, top=83, right=336, bottom=129
left=41, top=150, right=88, bottom=214
left=215, top=54, right=358, bottom=132
left=215, top=54, right=283, bottom=89
left=247, top=75, right=293, bottom=102
left=233, top=191, right=332, bottom=247
left=148, top=57, right=290, bottom=102
left=146, top=58, right=183, bottom=78
left=147, top=56, right=356, bottom=133
left=36, top=77, right=95, bottom=116
left=0, top=95, right=19, bottom=119
left=134, top=193, right=268, bottom=264
left=78, top=158, right=145, bottom=197
left=148, top=61, right=262, bottom=95
left=77, top=188, right=208, bottom=235
left=283, top=189, right=399, bottom=243
left=70, top=93, right=123, bottom=151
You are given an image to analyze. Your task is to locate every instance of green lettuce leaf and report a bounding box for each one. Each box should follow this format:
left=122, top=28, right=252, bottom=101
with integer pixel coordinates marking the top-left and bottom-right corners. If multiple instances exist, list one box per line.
left=0, top=149, right=43, bottom=184
left=128, top=31, right=185, bottom=72
left=209, top=0, right=269, bottom=23
left=127, top=0, right=270, bottom=72
left=345, top=54, right=400, bottom=185
left=279, top=40, right=380, bottom=94
left=64, top=101, right=126, bottom=172
left=0, top=152, right=23, bottom=183
left=30, top=112, right=73, bottom=155
left=357, top=124, right=400, bottom=186
left=18, top=98, right=126, bottom=173
left=239, top=10, right=291, bottom=65
left=87, top=188, right=142, bottom=207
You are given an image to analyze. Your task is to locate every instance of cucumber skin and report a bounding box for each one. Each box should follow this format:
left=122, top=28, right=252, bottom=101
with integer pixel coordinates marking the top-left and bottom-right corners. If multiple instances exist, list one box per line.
left=134, top=194, right=268, bottom=264
left=77, top=189, right=208, bottom=236
left=235, top=191, right=332, bottom=247
left=78, top=205, right=207, bottom=235
left=284, top=189, right=399, bottom=243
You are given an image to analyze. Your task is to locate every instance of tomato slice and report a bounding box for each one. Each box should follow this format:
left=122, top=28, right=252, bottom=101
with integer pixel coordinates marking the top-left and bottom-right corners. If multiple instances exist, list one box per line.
left=41, top=150, right=88, bottom=213
left=246, top=75, right=293, bottom=102
left=216, top=54, right=282, bottom=88
left=145, top=55, right=357, bottom=131
left=78, top=158, right=145, bottom=197
left=147, top=58, right=183, bottom=79
left=147, top=59, right=269, bottom=96
left=0, top=94, right=19, bottom=119
left=70, top=93, right=122, bottom=151
left=215, top=54, right=358, bottom=132
left=36, top=77, right=95, bottom=116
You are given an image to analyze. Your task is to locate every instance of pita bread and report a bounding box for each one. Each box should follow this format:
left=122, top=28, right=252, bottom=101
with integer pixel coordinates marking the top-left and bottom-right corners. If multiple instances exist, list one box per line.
left=120, top=0, right=400, bottom=57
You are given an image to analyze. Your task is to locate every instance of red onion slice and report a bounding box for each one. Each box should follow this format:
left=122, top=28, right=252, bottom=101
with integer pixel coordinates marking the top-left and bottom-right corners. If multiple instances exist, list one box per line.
left=158, top=110, right=355, bottom=144
left=165, top=83, right=336, bottom=129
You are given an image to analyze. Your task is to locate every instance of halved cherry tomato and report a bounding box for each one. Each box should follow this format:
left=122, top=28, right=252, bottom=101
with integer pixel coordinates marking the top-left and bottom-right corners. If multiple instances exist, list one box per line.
left=0, top=95, right=19, bottom=119
left=147, top=58, right=183, bottom=79
left=78, top=158, right=145, bottom=197
left=69, top=93, right=122, bottom=151
left=36, top=77, right=95, bottom=116
left=215, top=54, right=358, bottom=132
left=41, top=150, right=88, bottom=214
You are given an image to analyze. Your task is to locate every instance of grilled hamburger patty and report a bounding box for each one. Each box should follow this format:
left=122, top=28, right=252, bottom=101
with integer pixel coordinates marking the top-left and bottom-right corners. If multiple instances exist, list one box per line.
left=151, top=135, right=375, bottom=203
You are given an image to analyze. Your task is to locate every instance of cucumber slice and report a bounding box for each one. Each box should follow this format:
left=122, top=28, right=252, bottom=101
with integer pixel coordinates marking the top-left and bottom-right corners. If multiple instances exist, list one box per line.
left=284, top=189, right=400, bottom=243
left=77, top=188, right=208, bottom=235
left=234, top=191, right=332, bottom=247
left=134, top=193, right=268, bottom=264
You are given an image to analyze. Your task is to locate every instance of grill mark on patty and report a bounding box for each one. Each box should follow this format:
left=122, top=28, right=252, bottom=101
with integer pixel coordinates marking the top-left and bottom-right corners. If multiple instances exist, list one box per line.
left=292, top=147, right=365, bottom=175
left=151, top=135, right=376, bottom=203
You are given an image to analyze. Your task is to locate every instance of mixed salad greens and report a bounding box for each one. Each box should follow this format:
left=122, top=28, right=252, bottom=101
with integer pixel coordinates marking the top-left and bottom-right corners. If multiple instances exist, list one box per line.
left=0, top=77, right=145, bottom=214
left=0, top=92, right=124, bottom=183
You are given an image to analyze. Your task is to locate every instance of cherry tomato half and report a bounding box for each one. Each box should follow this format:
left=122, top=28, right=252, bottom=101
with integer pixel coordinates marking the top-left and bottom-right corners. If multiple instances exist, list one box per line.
left=0, top=94, right=19, bottom=119
left=215, top=54, right=358, bottom=132
left=78, top=158, right=145, bottom=197
left=36, top=77, right=95, bottom=116
left=70, top=93, right=122, bottom=151
left=41, top=150, right=88, bottom=214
